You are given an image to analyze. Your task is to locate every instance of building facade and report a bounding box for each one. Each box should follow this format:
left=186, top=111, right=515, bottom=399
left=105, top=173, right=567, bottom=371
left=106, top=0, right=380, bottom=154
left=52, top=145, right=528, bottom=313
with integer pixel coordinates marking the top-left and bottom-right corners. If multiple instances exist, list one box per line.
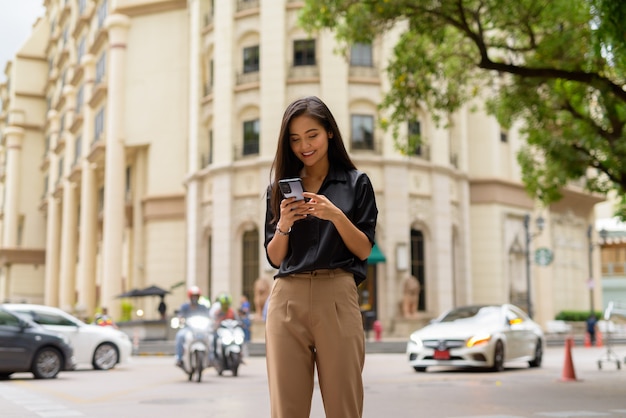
left=0, top=0, right=604, bottom=333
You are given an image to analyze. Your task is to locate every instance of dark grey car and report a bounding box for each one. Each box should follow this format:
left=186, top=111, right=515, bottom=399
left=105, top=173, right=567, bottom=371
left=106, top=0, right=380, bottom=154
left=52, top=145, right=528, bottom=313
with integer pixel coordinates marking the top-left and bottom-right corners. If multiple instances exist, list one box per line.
left=0, top=307, right=75, bottom=379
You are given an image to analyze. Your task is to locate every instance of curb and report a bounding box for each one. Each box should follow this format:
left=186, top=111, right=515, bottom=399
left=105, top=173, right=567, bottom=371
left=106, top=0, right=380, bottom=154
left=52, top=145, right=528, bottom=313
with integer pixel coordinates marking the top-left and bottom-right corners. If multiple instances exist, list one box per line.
left=134, top=336, right=626, bottom=357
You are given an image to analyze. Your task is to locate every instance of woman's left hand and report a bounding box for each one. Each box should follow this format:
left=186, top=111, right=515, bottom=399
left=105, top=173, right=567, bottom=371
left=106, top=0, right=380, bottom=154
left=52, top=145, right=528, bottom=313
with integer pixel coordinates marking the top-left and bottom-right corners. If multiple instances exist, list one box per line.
left=302, top=192, right=341, bottom=221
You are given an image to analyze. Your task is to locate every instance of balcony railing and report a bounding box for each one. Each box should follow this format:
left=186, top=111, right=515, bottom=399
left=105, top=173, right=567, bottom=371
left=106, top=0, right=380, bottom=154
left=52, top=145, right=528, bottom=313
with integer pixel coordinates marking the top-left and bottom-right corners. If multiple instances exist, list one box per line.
left=237, top=0, right=259, bottom=12
left=348, top=65, right=379, bottom=78
left=602, top=262, right=626, bottom=276
left=236, top=71, right=259, bottom=85
left=288, top=64, right=319, bottom=80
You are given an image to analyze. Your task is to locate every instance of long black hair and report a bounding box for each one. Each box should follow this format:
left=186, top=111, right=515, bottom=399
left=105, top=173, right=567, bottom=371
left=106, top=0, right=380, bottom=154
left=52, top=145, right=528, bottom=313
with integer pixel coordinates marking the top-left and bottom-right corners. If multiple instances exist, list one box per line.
left=269, top=96, right=356, bottom=223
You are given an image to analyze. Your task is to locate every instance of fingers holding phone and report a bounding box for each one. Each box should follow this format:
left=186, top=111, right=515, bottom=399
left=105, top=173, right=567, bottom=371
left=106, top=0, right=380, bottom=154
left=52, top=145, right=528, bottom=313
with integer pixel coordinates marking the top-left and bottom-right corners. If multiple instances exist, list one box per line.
left=279, top=197, right=307, bottom=228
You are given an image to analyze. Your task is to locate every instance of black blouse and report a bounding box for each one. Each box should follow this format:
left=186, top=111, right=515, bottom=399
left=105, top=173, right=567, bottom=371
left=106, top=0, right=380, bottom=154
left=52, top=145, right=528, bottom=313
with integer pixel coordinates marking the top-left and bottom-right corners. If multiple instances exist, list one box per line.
left=264, top=166, right=378, bottom=285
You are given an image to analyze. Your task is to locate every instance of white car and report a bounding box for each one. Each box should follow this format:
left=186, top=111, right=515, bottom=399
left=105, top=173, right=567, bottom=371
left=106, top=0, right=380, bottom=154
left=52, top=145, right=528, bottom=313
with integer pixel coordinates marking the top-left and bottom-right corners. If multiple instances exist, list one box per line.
left=3, top=304, right=132, bottom=371
left=407, top=304, right=544, bottom=372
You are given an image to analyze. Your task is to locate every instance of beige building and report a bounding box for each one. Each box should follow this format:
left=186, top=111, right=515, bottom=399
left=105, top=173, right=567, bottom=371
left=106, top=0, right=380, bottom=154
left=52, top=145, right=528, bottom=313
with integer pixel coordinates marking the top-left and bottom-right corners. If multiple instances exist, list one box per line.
left=0, top=0, right=604, bottom=334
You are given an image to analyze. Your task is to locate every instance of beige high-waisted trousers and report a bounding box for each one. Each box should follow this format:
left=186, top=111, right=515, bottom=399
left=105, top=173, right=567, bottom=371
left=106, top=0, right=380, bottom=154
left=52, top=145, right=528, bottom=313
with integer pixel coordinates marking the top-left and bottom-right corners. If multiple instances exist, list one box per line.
left=265, top=269, right=365, bottom=418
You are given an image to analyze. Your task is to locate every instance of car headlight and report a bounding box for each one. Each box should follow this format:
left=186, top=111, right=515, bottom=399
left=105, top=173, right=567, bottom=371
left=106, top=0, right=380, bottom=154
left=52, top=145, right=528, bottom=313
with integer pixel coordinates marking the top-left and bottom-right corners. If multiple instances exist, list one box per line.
left=466, top=333, right=491, bottom=348
left=409, top=335, right=423, bottom=349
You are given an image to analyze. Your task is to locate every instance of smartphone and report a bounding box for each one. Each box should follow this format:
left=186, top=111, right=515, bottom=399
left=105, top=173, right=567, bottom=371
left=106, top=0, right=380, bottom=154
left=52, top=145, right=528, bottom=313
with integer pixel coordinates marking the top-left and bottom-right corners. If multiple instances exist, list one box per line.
left=278, top=178, right=305, bottom=201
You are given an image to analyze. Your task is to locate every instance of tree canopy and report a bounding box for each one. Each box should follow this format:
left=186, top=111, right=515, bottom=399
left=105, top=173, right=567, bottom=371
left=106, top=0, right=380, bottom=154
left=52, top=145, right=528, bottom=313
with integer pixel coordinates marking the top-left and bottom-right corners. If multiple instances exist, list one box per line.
left=299, top=0, right=626, bottom=216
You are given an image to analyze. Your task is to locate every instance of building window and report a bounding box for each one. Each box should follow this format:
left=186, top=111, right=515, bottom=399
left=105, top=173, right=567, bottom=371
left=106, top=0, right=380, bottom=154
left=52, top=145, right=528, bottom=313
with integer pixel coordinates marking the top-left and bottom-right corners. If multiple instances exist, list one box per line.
left=243, top=119, right=260, bottom=156
left=201, top=129, right=213, bottom=167
left=59, top=112, right=66, bottom=135
left=243, top=45, right=259, bottom=73
left=410, top=229, right=426, bottom=311
left=57, top=156, right=64, bottom=184
left=242, top=229, right=259, bottom=310
left=74, top=135, right=82, bottom=166
left=97, top=0, right=108, bottom=29
left=95, top=52, right=106, bottom=85
left=500, top=130, right=508, bottom=143
left=125, top=166, right=131, bottom=201
left=76, top=85, right=84, bottom=114
left=350, top=43, right=373, bottom=67
left=408, top=120, right=422, bottom=156
left=98, top=187, right=104, bottom=215
left=17, top=220, right=23, bottom=247
left=77, top=37, right=86, bottom=62
left=61, top=69, right=67, bottom=89
left=94, top=108, right=105, bottom=142
left=294, top=39, right=316, bottom=66
left=350, top=114, right=374, bottom=150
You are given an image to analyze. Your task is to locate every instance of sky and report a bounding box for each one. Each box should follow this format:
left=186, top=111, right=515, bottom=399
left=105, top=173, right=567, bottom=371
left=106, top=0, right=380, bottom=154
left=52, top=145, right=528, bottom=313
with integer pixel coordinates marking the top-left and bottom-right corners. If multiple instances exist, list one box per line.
left=0, top=0, right=45, bottom=83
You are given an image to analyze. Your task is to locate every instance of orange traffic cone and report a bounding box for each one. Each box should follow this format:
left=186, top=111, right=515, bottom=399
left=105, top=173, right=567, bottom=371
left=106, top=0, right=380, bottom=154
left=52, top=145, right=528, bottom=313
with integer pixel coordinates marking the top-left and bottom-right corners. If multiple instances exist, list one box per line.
left=560, top=337, right=578, bottom=382
left=584, top=332, right=591, bottom=348
left=596, top=331, right=603, bottom=348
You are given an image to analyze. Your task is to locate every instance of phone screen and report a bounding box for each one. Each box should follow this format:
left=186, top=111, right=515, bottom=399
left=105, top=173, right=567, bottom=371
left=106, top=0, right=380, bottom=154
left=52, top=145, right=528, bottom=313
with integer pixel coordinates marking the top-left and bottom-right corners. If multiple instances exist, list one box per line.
left=278, top=178, right=305, bottom=201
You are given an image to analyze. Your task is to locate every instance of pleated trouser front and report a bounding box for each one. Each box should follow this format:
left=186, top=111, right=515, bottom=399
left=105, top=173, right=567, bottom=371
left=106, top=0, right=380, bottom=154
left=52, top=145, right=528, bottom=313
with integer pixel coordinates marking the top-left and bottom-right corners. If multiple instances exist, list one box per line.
left=265, top=269, right=365, bottom=418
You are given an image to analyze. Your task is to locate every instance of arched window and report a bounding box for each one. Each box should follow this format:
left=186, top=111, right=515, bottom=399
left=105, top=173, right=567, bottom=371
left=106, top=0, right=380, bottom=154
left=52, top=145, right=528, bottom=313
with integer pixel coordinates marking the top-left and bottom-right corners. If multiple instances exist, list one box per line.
left=242, top=229, right=259, bottom=302
left=410, top=229, right=426, bottom=311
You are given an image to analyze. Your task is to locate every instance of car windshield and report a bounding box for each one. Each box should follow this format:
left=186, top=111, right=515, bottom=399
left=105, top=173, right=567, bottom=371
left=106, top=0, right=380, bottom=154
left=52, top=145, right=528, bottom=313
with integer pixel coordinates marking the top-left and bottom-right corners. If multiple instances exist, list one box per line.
left=13, top=309, right=78, bottom=327
left=438, top=306, right=501, bottom=324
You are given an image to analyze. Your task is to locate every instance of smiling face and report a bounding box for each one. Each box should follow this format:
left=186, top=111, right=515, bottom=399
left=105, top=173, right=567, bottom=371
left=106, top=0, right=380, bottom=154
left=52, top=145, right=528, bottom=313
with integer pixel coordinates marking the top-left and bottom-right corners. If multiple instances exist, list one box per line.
left=289, top=115, right=331, bottom=171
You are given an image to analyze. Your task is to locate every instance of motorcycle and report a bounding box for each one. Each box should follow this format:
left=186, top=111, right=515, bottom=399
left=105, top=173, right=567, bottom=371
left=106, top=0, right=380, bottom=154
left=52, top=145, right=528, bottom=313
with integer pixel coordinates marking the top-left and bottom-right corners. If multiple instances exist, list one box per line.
left=212, top=318, right=245, bottom=376
left=173, top=314, right=213, bottom=382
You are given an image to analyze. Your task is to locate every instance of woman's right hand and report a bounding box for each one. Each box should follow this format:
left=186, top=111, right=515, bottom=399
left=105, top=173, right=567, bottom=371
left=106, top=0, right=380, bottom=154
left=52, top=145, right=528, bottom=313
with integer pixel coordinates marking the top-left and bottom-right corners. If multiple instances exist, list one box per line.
left=278, top=197, right=308, bottom=230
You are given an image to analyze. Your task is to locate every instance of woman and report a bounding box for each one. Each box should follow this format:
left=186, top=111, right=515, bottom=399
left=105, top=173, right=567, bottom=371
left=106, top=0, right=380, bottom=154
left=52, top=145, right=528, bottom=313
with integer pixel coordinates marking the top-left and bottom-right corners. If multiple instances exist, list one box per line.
left=264, top=96, right=378, bottom=418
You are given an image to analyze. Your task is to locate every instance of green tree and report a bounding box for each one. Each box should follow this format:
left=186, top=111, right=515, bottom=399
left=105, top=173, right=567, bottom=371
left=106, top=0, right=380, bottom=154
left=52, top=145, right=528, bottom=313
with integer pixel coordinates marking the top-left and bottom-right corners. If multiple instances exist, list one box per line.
left=300, top=0, right=626, bottom=214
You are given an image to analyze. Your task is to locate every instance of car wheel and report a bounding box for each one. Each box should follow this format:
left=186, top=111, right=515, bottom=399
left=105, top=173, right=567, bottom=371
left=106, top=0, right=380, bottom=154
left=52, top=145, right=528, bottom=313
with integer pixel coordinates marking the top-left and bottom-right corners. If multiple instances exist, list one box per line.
left=490, top=340, right=505, bottom=372
left=413, top=366, right=427, bottom=372
left=528, top=339, right=543, bottom=368
left=92, top=342, right=119, bottom=370
left=32, top=347, right=63, bottom=379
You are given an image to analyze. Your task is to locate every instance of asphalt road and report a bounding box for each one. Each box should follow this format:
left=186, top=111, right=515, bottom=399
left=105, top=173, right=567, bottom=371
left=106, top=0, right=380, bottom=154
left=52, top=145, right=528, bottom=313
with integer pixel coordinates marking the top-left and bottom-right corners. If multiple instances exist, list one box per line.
left=1, top=345, right=625, bottom=418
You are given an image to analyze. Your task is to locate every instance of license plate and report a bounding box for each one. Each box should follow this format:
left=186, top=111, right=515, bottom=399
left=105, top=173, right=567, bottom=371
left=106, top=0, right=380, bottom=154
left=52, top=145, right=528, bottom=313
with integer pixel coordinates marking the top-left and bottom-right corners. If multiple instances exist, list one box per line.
left=433, top=349, right=450, bottom=360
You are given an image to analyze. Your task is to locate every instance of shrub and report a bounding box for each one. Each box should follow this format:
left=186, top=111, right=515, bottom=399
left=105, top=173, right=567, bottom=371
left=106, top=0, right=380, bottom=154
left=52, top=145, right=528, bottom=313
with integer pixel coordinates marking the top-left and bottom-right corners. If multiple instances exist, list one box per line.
left=555, top=310, right=603, bottom=321
left=120, top=301, right=133, bottom=322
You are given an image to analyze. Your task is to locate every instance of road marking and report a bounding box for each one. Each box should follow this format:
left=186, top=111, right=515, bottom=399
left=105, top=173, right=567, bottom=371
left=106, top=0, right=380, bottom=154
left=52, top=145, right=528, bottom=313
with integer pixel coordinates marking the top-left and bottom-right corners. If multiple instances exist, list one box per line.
left=0, top=383, right=84, bottom=417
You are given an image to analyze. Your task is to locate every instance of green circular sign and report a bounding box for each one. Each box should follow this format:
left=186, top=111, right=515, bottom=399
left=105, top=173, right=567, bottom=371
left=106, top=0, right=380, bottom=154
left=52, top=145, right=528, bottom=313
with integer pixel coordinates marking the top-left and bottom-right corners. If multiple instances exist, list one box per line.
left=534, top=247, right=553, bottom=266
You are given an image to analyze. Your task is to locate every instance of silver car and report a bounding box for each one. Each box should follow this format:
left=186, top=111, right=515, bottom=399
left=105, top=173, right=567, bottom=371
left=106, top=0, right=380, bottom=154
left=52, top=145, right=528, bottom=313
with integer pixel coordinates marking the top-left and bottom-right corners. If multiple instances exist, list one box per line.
left=3, top=304, right=132, bottom=371
left=407, top=304, right=544, bottom=372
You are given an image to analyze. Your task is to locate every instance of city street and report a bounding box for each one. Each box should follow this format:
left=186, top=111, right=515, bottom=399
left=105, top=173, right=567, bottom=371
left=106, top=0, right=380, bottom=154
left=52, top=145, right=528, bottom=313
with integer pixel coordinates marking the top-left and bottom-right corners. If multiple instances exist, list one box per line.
left=1, top=344, right=625, bottom=418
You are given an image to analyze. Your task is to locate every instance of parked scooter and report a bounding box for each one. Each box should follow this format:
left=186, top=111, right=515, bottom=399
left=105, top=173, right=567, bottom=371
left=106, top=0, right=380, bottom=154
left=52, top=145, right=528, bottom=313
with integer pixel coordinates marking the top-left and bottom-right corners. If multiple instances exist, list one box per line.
left=212, top=318, right=245, bottom=376
left=174, top=314, right=213, bottom=382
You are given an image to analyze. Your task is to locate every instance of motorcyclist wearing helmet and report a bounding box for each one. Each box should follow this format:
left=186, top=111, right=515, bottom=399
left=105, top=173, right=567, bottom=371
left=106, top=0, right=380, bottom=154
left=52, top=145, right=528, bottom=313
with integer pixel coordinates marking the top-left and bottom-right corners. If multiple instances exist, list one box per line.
left=208, top=293, right=239, bottom=361
left=175, top=285, right=210, bottom=367
left=209, top=293, right=238, bottom=326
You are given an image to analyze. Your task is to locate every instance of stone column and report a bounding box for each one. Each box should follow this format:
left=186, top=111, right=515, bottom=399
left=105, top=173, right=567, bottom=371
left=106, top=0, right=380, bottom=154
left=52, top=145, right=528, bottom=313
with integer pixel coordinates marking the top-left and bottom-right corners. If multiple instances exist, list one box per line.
left=58, top=85, right=79, bottom=311
left=76, top=54, right=98, bottom=315
left=100, top=14, right=131, bottom=319
left=2, top=126, right=24, bottom=247
left=44, top=111, right=61, bottom=306
left=186, top=0, right=201, bottom=287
